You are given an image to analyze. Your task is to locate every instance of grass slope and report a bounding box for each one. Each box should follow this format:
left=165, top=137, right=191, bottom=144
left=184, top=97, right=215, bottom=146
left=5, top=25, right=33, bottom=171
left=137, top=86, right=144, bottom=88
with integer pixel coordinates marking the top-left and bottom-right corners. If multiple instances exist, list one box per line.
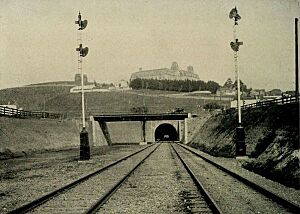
left=1, top=86, right=230, bottom=117
left=0, top=117, right=81, bottom=159
left=0, top=86, right=72, bottom=111
left=189, top=103, right=299, bottom=189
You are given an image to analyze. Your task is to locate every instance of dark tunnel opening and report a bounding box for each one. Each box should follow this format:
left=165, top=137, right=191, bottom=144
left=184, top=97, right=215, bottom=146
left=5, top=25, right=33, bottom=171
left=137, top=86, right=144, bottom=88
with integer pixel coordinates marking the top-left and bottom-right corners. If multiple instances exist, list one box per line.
left=154, top=123, right=178, bottom=141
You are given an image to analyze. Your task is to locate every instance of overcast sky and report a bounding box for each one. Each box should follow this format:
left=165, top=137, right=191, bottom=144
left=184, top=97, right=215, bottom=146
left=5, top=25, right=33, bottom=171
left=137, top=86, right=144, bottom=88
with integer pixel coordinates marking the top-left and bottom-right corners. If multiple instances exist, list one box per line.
left=0, top=0, right=299, bottom=91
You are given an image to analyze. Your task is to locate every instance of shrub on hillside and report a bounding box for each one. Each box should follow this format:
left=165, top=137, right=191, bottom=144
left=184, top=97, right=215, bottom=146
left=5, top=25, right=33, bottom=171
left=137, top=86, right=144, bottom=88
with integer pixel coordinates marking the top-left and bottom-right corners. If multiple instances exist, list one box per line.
left=203, top=102, right=221, bottom=110
left=243, top=152, right=299, bottom=189
left=251, top=130, right=276, bottom=158
left=130, top=106, right=148, bottom=114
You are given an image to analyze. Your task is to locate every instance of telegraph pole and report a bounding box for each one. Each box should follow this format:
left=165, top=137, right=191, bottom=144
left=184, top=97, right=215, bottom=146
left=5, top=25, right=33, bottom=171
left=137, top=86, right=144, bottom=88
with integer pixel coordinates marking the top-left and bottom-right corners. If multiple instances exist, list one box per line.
left=229, top=7, right=246, bottom=156
left=295, top=18, right=299, bottom=104
left=75, top=12, right=90, bottom=160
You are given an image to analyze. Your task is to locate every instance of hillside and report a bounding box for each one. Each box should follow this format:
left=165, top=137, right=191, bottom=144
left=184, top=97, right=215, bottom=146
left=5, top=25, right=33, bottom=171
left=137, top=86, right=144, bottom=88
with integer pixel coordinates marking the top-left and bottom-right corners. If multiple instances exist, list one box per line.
left=50, top=90, right=232, bottom=117
left=27, top=81, right=76, bottom=86
left=189, top=103, right=299, bottom=189
left=0, top=84, right=230, bottom=117
left=0, top=117, right=81, bottom=159
left=0, top=85, right=72, bottom=111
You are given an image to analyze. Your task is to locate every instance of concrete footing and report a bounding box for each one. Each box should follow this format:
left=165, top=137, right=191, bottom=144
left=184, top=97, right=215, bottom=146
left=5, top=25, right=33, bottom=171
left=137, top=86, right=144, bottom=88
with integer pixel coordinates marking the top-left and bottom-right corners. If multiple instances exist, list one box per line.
left=80, top=127, right=90, bottom=160
left=236, top=126, right=246, bottom=156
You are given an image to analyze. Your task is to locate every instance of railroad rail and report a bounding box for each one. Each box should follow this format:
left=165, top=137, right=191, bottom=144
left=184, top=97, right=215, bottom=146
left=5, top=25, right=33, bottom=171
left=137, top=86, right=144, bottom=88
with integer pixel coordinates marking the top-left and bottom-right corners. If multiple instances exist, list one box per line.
left=7, top=144, right=155, bottom=214
left=0, top=105, right=61, bottom=119
left=170, top=143, right=223, bottom=214
left=87, top=142, right=221, bottom=213
left=8, top=142, right=300, bottom=213
left=178, top=143, right=300, bottom=213
left=85, top=143, right=161, bottom=213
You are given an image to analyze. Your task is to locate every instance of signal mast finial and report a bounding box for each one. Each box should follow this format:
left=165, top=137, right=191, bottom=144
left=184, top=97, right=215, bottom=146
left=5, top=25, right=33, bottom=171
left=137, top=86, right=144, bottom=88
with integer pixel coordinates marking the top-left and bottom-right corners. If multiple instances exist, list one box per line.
left=75, top=11, right=87, bottom=30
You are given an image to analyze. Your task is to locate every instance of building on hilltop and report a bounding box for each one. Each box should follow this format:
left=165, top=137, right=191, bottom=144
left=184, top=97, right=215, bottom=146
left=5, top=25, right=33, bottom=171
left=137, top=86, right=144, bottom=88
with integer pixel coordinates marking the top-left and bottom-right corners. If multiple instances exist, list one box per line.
left=216, top=78, right=236, bottom=97
left=250, top=89, right=266, bottom=98
left=75, top=73, right=88, bottom=86
left=71, top=74, right=96, bottom=93
left=130, top=62, right=199, bottom=81
left=114, top=79, right=130, bottom=89
left=266, top=89, right=282, bottom=96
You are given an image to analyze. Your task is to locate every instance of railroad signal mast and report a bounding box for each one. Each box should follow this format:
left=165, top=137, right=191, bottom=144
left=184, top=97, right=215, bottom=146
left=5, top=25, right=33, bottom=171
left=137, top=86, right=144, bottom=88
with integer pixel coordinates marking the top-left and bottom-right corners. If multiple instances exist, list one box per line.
left=75, top=12, right=90, bottom=160
left=295, top=18, right=299, bottom=104
left=229, top=7, right=246, bottom=156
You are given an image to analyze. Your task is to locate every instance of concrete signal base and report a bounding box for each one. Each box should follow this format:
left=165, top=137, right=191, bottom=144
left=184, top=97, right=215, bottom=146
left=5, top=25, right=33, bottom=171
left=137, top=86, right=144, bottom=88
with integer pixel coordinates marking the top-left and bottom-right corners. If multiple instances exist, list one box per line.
left=235, top=125, right=246, bottom=157
left=80, top=127, right=90, bottom=160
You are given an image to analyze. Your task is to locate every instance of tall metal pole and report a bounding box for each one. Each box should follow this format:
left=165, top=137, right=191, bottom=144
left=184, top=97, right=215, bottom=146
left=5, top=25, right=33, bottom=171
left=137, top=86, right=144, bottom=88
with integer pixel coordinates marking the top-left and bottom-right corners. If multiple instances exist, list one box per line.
left=296, top=18, right=299, bottom=103
left=229, top=7, right=246, bottom=156
left=232, top=12, right=242, bottom=124
left=80, top=60, right=86, bottom=128
left=234, top=54, right=242, bottom=123
left=76, top=12, right=90, bottom=160
left=294, top=18, right=299, bottom=153
left=77, top=30, right=86, bottom=128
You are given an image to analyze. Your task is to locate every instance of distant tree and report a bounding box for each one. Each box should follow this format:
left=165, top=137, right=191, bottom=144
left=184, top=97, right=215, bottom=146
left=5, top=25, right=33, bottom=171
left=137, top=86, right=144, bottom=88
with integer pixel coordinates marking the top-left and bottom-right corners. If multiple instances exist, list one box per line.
left=129, top=78, right=221, bottom=93
left=129, top=78, right=143, bottom=89
left=245, top=87, right=252, bottom=97
left=223, top=78, right=233, bottom=88
left=206, top=81, right=220, bottom=94
left=233, top=80, right=247, bottom=91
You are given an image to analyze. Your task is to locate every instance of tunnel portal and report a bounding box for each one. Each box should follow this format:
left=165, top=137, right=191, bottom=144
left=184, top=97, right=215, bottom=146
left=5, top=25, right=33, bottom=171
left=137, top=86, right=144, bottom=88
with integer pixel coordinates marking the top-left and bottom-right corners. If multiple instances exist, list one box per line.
left=154, top=123, right=178, bottom=141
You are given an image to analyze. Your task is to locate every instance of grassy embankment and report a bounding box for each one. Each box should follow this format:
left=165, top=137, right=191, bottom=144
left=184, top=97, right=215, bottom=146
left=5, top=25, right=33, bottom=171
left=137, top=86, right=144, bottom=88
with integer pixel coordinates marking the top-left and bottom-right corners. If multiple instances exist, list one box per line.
left=0, top=117, right=82, bottom=159
left=0, top=84, right=223, bottom=158
left=189, top=103, right=299, bottom=189
left=0, top=85, right=72, bottom=111
left=0, top=86, right=230, bottom=117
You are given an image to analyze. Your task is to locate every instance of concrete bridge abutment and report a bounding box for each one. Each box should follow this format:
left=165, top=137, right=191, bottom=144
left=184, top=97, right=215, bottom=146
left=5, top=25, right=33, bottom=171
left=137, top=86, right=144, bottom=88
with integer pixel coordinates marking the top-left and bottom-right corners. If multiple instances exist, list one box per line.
left=90, top=113, right=190, bottom=146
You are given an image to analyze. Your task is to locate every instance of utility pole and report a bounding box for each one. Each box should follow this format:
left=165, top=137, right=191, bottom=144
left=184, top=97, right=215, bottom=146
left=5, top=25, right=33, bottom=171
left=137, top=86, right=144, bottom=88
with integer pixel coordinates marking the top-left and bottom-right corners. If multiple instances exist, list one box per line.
left=229, top=6, right=246, bottom=156
left=219, top=86, right=222, bottom=108
left=75, top=12, right=90, bottom=160
left=295, top=18, right=299, bottom=104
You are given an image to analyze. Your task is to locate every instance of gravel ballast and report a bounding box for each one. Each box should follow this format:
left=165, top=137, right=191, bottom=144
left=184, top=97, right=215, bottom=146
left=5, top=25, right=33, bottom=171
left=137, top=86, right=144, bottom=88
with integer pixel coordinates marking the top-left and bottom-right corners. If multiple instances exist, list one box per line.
left=177, top=144, right=298, bottom=213
left=2, top=143, right=298, bottom=213
left=0, top=145, right=148, bottom=213
left=181, top=144, right=300, bottom=205
left=100, top=143, right=212, bottom=213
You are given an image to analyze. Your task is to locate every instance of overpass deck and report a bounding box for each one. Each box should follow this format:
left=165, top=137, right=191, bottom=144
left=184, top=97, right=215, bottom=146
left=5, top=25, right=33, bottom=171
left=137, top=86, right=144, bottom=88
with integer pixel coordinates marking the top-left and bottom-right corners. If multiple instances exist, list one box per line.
left=93, top=113, right=188, bottom=122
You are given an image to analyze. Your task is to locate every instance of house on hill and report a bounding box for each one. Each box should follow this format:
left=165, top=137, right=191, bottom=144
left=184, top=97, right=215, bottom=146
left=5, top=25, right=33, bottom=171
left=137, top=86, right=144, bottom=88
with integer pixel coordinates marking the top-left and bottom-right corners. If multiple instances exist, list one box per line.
left=216, top=78, right=236, bottom=97
left=250, top=89, right=266, bottom=98
left=130, top=62, right=199, bottom=81
left=75, top=73, right=88, bottom=86
left=114, top=79, right=129, bottom=89
left=266, top=89, right=282, bottom=96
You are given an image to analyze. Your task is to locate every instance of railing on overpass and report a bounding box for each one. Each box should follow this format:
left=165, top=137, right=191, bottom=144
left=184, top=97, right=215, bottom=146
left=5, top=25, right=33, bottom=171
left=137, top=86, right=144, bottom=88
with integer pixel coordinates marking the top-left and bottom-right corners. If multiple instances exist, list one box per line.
left=0, top=106, right=62, bottom=119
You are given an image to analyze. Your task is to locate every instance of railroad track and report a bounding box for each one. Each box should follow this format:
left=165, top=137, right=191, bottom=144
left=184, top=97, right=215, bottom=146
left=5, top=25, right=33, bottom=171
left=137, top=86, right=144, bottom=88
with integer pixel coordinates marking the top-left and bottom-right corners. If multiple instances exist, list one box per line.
left=8, top=142, right=299, bottom=213
left=170, top=143, right=222, bottom=214
left=92, top=142, right=222, bottom=213
left=174, top=143, right=300, bottom=214
left=8, top=144, right=157, bottom=214
left=84, top=143, right=160, bottom=214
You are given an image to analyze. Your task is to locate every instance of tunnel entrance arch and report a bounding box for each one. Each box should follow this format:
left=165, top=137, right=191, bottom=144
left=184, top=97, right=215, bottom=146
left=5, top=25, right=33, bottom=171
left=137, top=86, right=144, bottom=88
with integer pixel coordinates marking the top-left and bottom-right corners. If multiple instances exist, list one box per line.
left=154, top=123, right=178, bottom=141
